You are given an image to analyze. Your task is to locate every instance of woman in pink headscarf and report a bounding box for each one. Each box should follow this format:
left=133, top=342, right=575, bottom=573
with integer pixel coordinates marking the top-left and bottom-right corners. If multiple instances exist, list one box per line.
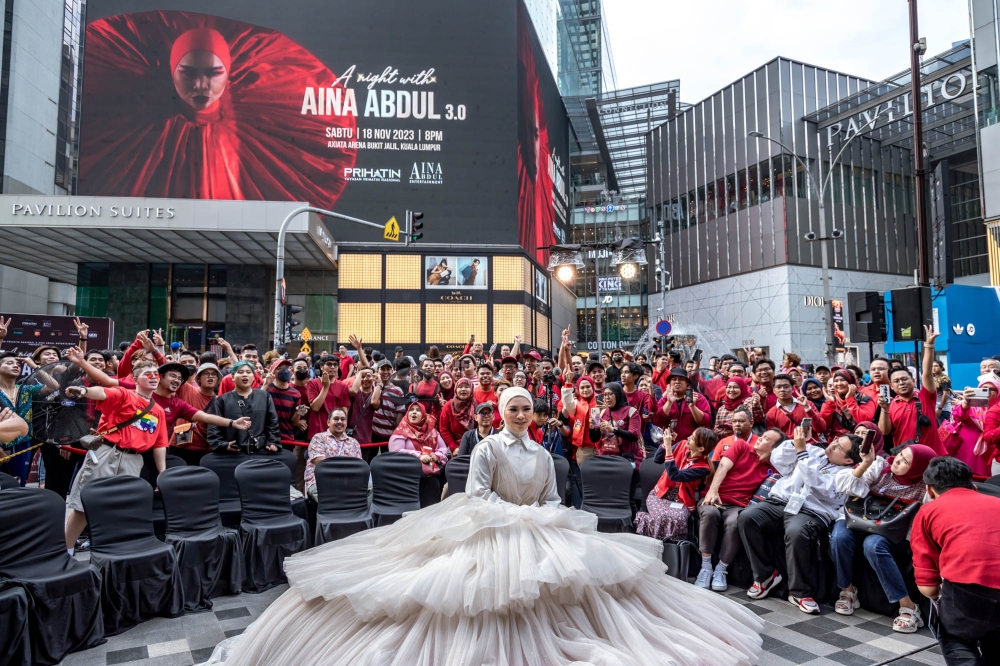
left=940, top=375, right=1000, bottom=480
left=712, top=377, right=762, bottom=439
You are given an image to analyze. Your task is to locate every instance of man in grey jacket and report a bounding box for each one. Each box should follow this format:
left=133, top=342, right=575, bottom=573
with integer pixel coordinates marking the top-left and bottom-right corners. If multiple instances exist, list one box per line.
left=737, top=426, right=861, bottom=614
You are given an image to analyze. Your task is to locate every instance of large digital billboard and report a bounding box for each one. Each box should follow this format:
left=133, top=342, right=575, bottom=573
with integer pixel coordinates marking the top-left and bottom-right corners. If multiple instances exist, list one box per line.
left=77, top=0, right=568, bottom=261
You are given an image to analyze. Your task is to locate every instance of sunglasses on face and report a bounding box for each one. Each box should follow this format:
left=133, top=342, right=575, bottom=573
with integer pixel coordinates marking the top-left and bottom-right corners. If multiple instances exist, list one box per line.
left=138, top=372, right=160, bottom=379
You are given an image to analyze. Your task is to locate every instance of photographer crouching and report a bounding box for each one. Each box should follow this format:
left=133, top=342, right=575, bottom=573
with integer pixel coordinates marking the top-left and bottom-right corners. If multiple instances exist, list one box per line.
left=207, top=361, right=280, bottom=454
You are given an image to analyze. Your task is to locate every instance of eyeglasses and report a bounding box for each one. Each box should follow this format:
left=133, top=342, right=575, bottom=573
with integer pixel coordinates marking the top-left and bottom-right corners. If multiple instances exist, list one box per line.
left=138, top=372, right=160, bottom=378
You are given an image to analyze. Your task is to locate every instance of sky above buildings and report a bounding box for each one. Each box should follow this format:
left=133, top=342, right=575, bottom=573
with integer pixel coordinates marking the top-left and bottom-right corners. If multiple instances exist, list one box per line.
left=604, top=0, right=972, bottom=101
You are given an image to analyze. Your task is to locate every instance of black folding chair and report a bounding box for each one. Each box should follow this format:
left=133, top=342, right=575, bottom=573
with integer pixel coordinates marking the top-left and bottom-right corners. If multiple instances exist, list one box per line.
left=370, top=453, right=422, bottom=526
left=0, top=471, right=19, bottom=489
left=235, top=459, right=310, bottom=592
left=200, top=452, right=251, bottom=527
left=551, top=453, right=570, bottom=505
left=444, top=455, right=471, bottom=497
left=580, top=456, right=635, bottom=533
left=139, top=450, right=186, bottom=538
left=313, top=458, right=372, bottom=545
left=81, top=476, right=184, bottom=635
left=638, top=459, right=666, bottom=511
left=158, top=467, right=244, bottom=611
left=0, top=584, right=31, bottom=666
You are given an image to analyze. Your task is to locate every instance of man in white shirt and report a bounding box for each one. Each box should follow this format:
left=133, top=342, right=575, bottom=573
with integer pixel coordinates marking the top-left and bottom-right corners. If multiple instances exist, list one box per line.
left=737, top=426, right=861, bottom=614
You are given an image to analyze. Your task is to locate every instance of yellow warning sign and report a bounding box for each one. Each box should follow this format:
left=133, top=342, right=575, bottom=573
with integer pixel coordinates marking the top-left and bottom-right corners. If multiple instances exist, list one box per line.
left=300, top=327, right=312, bottom=342
left=300, top=342, right=312, bottom=355
left=384, top=216, right=400, bottom=241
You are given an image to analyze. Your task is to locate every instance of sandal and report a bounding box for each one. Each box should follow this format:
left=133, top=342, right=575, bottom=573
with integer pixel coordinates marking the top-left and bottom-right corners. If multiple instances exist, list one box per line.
left=893, top=605, right=923, bottom=633
left=835, top=588, right=860, bottom=615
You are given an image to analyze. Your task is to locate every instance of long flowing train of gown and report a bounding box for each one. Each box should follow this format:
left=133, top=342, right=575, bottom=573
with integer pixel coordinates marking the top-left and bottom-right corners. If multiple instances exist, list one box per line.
left=205, top=432, right=764, bottom=666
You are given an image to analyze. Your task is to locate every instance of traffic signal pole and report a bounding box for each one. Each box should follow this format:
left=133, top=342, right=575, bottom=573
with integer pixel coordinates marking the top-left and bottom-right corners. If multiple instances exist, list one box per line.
left=273, top=206, right=385, bottom=349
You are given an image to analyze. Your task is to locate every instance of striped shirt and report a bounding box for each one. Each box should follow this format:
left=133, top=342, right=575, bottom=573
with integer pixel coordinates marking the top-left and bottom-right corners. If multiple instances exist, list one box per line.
left=372, top=383, right=406, bottom=439
left=267, top=384, right=301, bottom=442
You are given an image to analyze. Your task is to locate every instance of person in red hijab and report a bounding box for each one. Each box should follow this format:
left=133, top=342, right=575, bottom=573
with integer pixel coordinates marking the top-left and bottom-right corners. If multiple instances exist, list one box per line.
left=79, top=10, right=356, bottom=208
left=831, top=443, right=937, bottom=631
left=388, top=402, right=449, bottom=507
left=713, top=377, right=763, bottom=439
left=439, top=378, right=476, bottom=454
left=852, top=421, right=885, bottom=457
left=821, top=370, right=878, bottom=439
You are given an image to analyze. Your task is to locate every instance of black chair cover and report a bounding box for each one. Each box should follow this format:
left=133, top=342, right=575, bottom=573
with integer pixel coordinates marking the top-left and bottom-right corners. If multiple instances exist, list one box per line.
left=580, top=456, right=634, bottom=533
left=370, top=453, right=422, bottom=526
left=139, top=451, right=186, bottom=538
left=0, top=471, right=19, bottom=489
left=0, top=584, right=31, bottom=666
left=235, top=459, right=310, bottom=593
left=0, top=488, right=104, bottom=665
left=81, top=476, right=184, bottom=635
left=551, top=454, right=570, bottom=505
left=638, top=459, right=665, bottom=511
left=314, top=458, right=372, bottom=545
left=158, top=467, right=244, bottom=611
left=444, top=455, right=471, bottom=497
left=255, top=448, right=308, bottom=522
left=201, top=452, right=251, bottom=527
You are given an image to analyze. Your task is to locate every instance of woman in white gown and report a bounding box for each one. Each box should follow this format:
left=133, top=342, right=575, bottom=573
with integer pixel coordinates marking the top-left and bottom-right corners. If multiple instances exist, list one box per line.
left=206, top=388, right=763, bottom=666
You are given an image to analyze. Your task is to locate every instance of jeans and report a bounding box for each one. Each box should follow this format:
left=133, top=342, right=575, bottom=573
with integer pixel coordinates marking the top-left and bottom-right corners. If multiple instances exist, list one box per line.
left=938, top=580, right=1000, bottom=666
left=1, top=441, right=35, bottom=486
left=830, top=520, right=909, bottom=603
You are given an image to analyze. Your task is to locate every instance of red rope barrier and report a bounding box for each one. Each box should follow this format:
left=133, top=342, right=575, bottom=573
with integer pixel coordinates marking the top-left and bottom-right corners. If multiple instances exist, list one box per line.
left=280, top=439, right=384, bottom=449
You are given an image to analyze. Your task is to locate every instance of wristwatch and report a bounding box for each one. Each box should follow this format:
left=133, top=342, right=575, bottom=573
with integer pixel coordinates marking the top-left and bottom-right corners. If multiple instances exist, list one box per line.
left=228, top=419, right=234, bottom=428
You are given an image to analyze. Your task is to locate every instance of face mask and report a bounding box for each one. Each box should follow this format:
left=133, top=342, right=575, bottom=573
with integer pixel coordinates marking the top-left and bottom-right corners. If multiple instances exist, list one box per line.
left=294, top=369, right=310, bottom=381
left=184, top=364, right=197, bottom=375
left=276, top=369, right=292, bottom=382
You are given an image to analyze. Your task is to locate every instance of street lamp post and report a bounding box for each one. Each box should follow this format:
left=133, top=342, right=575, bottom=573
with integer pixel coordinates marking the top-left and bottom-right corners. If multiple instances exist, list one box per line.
left=749, top=131, right=860, bottom=363
left=273, top=206, right=385, bottom=349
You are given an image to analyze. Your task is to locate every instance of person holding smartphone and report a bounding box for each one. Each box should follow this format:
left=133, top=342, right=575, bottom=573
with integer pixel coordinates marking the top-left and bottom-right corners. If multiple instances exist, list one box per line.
left=651, top=367, right=709, bottom=442
left=829, top=441, right=937, bottom=630
left=765, top=374, right=827, bottom=443
left=938, top=376, right=1000, bottom=480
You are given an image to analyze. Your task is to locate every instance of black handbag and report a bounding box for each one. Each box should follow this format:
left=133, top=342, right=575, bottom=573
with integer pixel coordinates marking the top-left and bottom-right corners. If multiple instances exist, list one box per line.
left=661, top=539, right=698, bottom=580
left=844, top=494, right=921, bottom=544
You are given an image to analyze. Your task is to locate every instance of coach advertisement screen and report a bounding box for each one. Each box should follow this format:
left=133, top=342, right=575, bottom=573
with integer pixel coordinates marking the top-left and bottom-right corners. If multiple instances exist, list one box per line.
left=77, top=0, right=536, bottom=245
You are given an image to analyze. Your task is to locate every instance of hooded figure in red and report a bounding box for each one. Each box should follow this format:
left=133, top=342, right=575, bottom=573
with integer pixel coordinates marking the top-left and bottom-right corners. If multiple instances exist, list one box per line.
left=79, top=11, right=356, bottom=208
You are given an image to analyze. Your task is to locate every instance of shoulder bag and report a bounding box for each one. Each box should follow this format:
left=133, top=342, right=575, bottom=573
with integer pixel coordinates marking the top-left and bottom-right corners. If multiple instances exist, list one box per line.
left=77, top=397, right=155, bottom=451
left=843, top=493, right=921, bottom=544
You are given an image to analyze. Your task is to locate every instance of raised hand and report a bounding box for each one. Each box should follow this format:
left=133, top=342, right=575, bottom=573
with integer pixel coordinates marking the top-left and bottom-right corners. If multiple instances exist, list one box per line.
left=64, top=346, right=84, bottom=364
left=0, top=316, right=10, bottom=339
left=924, top=325, right=940, bottom=346
left=72, top=317, right=89, bottom=341
left=152, top=329, right=165, bottom=348
left=349, top=334, right=363, bottom=350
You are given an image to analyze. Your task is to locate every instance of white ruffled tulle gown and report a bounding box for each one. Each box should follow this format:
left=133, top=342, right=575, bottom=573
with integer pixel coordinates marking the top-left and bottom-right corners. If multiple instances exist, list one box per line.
left=206, top=430, right=763, bottom=665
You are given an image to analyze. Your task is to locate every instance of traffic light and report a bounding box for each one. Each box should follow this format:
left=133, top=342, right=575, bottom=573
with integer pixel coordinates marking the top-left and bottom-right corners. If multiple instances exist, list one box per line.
left=405, top=210, right=424, bottom=245
left=284, top=304, right=303, bottom=340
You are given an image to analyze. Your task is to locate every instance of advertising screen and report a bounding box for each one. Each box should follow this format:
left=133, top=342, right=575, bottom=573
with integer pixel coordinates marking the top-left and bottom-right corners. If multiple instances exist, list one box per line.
left=77, top=0, right=560, bottom=248
left=0, top=314, right=114, bottom=357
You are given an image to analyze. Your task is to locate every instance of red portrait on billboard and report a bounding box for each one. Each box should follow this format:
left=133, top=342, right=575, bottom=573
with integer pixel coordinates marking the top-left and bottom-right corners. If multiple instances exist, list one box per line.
left=78, top=11, right=356, bottom=209
left=516, top=3, right=557, bottom=265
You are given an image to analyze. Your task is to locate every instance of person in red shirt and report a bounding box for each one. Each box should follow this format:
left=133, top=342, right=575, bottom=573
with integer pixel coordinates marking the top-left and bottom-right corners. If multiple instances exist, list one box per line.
left=172, top=363, right=223, bottom=466
left=712, top=408, right=758, bottom=460
left=765, top=373, right=826, bottom=442
left=306, top=356, right=351, bottom=439
left=651, top=367, right=711, bottom=442
left=218, top=344, right=264, bottom=394
left=154, top=362, right=247, bottom=434
left=751, top=358, right=777, bottom=412
left=878, top=326, right=945, bottom=455
left=63, top=361, right=170, bottom=551
left=439, top=378, right=475, bottom=453
left=859, top=357, right=892, bottom=403
left=820, top=370, right=878, bottom=438
left=621, top=362, right=654, bottom=440
left=910, top=457, right=1000, bottom=664
left=473, top=364, right=498, bottom=407
left=337, top=344, right=355, bottom=381
left=651, top=353, right=671, bottom=394
left=695, top=428, right=783, bottom=591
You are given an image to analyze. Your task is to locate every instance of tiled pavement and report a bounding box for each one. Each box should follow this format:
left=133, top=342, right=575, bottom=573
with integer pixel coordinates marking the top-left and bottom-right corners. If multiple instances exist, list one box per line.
left=60, top=564, right=944, bottom=666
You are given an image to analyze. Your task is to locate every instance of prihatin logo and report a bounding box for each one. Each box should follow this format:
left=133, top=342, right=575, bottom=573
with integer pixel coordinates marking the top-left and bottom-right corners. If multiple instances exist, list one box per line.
left=343, top=167, right=401, bottom=183
left=409, top=162, right=443, bottom=185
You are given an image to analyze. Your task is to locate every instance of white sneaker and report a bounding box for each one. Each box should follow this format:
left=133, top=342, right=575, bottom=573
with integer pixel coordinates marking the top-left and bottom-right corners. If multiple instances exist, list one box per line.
left=694, top=568, right=712, bottom=589
left=711, top=568, right=728, bottom=591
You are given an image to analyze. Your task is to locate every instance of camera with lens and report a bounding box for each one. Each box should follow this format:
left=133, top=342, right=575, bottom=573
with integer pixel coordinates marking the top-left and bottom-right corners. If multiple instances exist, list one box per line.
left=542, top=373, right=558, bottom=385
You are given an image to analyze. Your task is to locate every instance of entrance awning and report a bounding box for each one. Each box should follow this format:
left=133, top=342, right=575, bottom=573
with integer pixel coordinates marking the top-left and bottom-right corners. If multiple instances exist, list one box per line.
left=0, top=196, right=337, bottom=283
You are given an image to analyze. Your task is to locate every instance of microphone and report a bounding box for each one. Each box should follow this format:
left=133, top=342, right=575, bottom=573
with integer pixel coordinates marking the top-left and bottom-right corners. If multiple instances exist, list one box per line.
left=552, top=367, right=561, bottom=377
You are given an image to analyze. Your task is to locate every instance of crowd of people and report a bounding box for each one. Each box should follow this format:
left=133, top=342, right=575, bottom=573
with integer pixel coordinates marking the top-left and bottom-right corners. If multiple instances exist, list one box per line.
left=2, top=320, right=1000, bottom=664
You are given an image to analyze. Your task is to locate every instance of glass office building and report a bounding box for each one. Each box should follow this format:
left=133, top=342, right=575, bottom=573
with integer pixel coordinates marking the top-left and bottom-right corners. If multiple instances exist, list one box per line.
left=646, top=46, right=988, bottom=365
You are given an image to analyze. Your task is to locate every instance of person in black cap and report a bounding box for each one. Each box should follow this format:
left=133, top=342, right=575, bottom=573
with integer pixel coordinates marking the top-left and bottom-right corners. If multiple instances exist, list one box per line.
left=395, top=346, right=405, bottom=360
left=152, top=361, right=250, bottom=435
left=587, top=360, right=607, bottom=393
left=458, top=402, right=497, bottom=456
left=651, top=366, right=710, bottom=441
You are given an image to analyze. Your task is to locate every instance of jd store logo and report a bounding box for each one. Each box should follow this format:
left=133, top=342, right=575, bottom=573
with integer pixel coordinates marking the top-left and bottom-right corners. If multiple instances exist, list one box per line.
left=409, top=162, right=443, bottom=185
left=952, top=323, right=976, bottom=337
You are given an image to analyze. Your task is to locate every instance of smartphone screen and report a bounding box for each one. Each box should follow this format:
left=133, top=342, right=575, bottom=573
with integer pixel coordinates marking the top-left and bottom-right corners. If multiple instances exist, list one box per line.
left=685, top=387, right=693, bottom=402
left=669, top=419, right=678, bottom=431
left=861, top=428, right=877, bottom=455
left=801, top=417, right=812, bottom=435
left=693, top=349, right=703, bottom=363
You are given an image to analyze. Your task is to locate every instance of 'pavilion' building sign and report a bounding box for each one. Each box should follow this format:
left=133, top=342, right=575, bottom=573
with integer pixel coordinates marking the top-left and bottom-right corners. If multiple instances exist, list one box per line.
left=824, top=68, right=972, bottom=145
